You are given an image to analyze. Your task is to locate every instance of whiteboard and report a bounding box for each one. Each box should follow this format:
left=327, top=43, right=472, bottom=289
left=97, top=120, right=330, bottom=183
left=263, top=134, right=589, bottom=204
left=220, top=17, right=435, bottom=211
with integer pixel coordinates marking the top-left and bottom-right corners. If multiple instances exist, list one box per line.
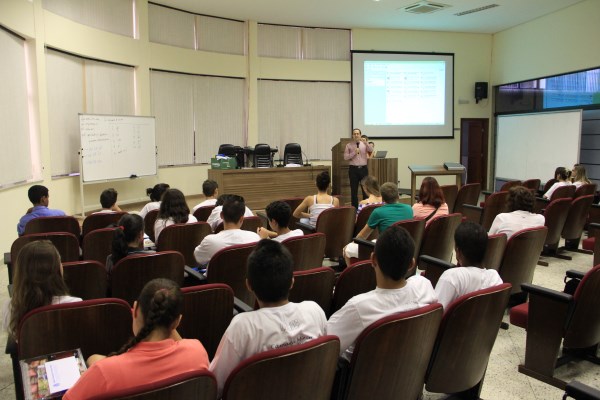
left=79, top=114, right=157, bottom=182
left=496, top=110, right=582, bottom=182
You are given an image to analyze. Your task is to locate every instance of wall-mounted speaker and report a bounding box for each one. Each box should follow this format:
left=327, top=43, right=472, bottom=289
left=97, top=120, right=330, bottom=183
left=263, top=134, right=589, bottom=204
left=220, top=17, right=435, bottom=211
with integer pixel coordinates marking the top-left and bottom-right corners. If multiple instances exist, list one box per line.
left=475, top=82, right=488, bottom=103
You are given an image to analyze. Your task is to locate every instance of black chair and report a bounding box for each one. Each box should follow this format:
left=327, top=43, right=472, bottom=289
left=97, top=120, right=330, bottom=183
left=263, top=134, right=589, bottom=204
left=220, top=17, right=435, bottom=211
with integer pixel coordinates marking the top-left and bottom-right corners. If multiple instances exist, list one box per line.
left=253, top=143, right=272, bottom=168
left=218, top=144, right=237, bottom=157
left=284, top=143, right=303, bottom=165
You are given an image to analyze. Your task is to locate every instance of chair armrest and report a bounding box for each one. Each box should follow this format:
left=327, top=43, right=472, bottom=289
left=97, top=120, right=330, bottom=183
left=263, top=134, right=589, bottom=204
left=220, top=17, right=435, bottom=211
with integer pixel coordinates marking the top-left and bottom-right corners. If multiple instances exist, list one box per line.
left=418, top=255, right=455, bottom=288
left=461, top=204, right=483, bottom=224
left=589, top=222, right=600, bottom=238
left=565, top=270, right=585, bottom=281
left=3, top=252, right=10, bottom=265
left=521, top=283, right=573, bottom=304
left=353, top=238, right=375, bottom=248
left=534, top=197, right=550, bottom=214
left=481, top=190, right=492, bottom=196
left=184, top=266, right=207, bottom=283
left=296, top=222, right=316, bottom=234
left=565, top=380, right=600, bottom=400
left=233, top=297, right=254, bottom=313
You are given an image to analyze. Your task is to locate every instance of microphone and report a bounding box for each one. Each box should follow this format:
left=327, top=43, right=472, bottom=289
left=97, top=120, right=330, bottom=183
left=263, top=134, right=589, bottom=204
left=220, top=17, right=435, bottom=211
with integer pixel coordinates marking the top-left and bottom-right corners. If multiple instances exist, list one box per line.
left=356, top=142, right=360, bottom=148
left=302, top=150, right=311, bottom=167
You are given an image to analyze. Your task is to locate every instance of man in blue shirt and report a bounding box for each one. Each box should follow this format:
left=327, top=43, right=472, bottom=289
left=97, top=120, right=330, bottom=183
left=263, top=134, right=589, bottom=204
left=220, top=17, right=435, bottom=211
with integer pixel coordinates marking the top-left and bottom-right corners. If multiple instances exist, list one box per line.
left=17, top=185, right=66, bottom=235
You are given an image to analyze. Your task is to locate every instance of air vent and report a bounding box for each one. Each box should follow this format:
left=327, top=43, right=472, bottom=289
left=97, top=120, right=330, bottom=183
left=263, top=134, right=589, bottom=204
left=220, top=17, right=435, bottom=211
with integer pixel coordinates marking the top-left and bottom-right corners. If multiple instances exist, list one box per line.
left=454, top=4, right=499, bottom=16
left=404, top=1, right=450, bottom=14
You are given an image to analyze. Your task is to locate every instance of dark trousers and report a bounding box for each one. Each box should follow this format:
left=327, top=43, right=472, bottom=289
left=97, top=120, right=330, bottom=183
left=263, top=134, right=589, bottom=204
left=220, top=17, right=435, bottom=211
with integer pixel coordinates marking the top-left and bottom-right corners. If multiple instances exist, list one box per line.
left=348, top=165, right=368, bottom=209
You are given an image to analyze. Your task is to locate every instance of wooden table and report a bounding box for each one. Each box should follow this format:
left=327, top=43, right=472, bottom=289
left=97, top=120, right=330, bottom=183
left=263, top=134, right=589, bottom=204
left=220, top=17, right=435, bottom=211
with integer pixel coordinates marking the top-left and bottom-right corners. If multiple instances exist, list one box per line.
left=208, top=165, right=330, bottom=210
left=408, top=165, right=464, bottom=202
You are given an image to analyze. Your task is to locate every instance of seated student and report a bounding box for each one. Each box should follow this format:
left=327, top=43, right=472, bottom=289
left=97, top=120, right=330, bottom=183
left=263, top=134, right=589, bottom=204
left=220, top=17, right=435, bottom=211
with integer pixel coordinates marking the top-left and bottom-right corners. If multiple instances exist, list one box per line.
left=194, top=196, right=260, bottom=267
left=105, top=214, right=154, bottom=275
left=343, top=182, right=413, bottom=265
left=139, top=183, right=170, bottom=219
left=571, top=164, right=592, bottom=188
left=192, top=179, right=219, bottom=212
left=17, top=185, right=66, bottom=235
left=435, top=222, right=503, bottom=309
left=63, top=278, right=209, bottom=399
left=489, top=186, right=545, bottom=239
left=543, top=167, right=572, bottom=199
left=153, top=189, right=197, bottom=241
left=328, top=225, right=437, bottom=361
left=412, top=177, right=449, bottom=225
left=356, top=175, right=383, bottom=215
left=257, top=201, right=303, bottom=242
left=293, top=171, right=340, bottom=227
left=4, top=240, right=81, bottom=339
left=209, top=240, right=326, bottom=394
left=206, top=194, right=255, bottom=231
left=93, top=188, right=122, bottom=214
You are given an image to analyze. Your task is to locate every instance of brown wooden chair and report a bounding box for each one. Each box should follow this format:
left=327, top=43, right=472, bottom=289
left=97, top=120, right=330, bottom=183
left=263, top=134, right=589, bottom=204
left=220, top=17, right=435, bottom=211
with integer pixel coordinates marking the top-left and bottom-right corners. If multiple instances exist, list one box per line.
left=193, top=205, right=216, bottom=222
left=179, top=284, right=234, bottom=359
left=354, top=204, right=381, bottom=239
left=214, top=216, right=263, bottom=234
left=560, top=194, right=594, bottom=252
left=440, top=184, right=458, bottom=213
left=23, top=215, right=81, bottom=237
left=156, top=222, right=212, bottom=267
left=419, top=255, right=453, bottom=288
left=82, top=212, right=126, bottom=238
left=425, top=283, right=512, bottom=399
left=538, top=198, right=571, bottom=265
left=331, top=260, right=376, bottom=315
left=509, top=264, right=600, bottom=389
left=482, top=233, right=507, bottom=271
left=82, top=227, right=116, bottom=266
left=462, top=191, right=509, bottom=231
left=222, top=336, right=340, bottom=400
left=354, top=218, right=425, bottom=264
left=297, top=206, right=356, bottom=260
left=62, top=260, right=108, bottom=300
left=281, top=232, right=326, bottom=271
left=88, top=370, right=217, bottom=400
left=339, top=304, right=443, bottom=400
left=111, top=251, right=185, bottom=306
left=281, top=197, right=304, bottom=230
left=522, top=178, right=541, bottom=193
left=289, top=267, right=335, bottom=316
left=574, top=183, right=597, bottom=197
left=535, top=184, right=576, bottom=213
left=543, top=178, right=558, bottom=193
left=453, top=183, right=481, bottom=214
left=144, top=209, right=159, bottom=243
left=417, top=213, right=462, bottom=268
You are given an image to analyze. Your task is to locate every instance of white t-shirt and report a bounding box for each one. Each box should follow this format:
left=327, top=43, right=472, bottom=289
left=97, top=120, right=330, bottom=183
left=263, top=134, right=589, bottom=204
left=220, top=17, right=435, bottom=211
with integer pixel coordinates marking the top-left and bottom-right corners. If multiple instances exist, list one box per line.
left=206, top=206, right=255, bottom=231
left=139, top=201, right=160, bottom=219
left=327, top=276, right=437, bottom=361
left=435, top=267, right=503, bottom=309
left=154, top=215, right=198, bottom=242
left=544, top=181, right=571, bottom=199
left=488, top=210, right=545, bottom=239
left=92, top=209, right=117, bottom=215
left=209, top=301, right=326, bottom=395
left=273, top=229, right=304, bottom=243
left=192, top=199, right=217, bottom=213
left=194, top=229, right=260, bottom=266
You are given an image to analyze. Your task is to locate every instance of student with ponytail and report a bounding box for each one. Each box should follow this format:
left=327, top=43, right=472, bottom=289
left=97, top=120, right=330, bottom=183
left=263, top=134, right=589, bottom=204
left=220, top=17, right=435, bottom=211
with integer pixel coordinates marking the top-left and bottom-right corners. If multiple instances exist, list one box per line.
left=105, top=214, right=153, bottom=274
left=63, top=278, right=209, bottom=399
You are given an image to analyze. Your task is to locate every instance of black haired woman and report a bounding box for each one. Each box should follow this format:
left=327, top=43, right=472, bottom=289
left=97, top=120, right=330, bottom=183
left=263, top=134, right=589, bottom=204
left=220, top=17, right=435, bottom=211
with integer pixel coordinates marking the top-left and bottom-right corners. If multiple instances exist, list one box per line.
left=105, top=214, right=153, bottom=275
left=63, top=278, right=209, bottom=399
left=139, top=183, right=170, bottom=219
left=153, top=188, right=198, bottom=241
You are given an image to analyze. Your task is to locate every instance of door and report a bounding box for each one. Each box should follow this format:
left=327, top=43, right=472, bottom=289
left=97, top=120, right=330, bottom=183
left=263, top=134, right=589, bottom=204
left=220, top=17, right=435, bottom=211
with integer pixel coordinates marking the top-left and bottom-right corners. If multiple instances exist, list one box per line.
left=460, top=118, right=488, bottom=188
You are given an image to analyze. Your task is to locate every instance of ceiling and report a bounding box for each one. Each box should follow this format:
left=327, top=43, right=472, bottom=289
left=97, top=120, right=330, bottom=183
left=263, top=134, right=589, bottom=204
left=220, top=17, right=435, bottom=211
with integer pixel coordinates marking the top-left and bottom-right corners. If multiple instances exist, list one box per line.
left=152, top=0, right=584, bottom=34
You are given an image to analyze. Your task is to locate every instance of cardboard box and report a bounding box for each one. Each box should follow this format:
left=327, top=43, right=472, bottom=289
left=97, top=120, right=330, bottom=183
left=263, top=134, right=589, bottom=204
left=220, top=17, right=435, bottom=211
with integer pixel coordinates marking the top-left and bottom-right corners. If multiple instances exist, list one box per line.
left=211, top=157, right=237, bottom=169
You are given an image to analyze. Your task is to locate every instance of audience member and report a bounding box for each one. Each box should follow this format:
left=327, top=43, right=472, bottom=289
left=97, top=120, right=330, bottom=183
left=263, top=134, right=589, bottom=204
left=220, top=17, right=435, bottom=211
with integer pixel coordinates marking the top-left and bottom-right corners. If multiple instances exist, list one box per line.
left=139, top=183, right=170, bottom=219
left=435, top=222, right=503, bottom=309
left=194, top=196, right=260, bottom=267
left=343, top=182, right=413, bottom=264
left=17, top=185, right=66, bottom=236
left=93, top=188, right=122, bottom=214
left=489, top=186, right=545, bottom=239
left=257, top=201, right=303, bottom=242
left=206, top=194, right=254, bottom=231
left=543, top=167, right=572, bottom=199
left=356, top=175, right=383, bottom=215
left=571, top=164, right=592, bottom=188
left=153, top=189, right=197, bottom=241
left=293, top=171, right=339, bottom=227
left=209, top=240, right=326, bottom=395
left=328, top=225, right=436, bottom=361
left=105, top=214, right=154, bottom=275
left=64, top=278, right=209, bottom=399
left=192, top=179, right=219, bottom=212
left=412, top=177, right=449, bottom=225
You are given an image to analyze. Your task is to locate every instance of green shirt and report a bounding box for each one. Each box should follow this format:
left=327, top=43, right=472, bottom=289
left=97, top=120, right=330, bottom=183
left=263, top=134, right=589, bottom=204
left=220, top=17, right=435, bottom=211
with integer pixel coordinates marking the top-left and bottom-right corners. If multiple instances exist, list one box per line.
left=367, top=203, right=413, bottom=233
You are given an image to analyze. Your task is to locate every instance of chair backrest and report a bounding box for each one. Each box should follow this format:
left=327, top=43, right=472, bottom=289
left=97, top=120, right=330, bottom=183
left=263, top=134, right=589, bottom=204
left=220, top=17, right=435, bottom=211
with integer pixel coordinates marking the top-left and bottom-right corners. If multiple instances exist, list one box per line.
left=391, top=218, right=426, bottom=262
left=17, top=298, right=132, bottom=360
left=498, top=227, right=547, bottom=295
left=281, top=232, right=326, bottom=271
left=283, top=143, right=302, bottom=165
left=222, top=336, right=340, bottom=400
left=440, top=184, right=458, bottom=213
left=425, top=283, right=512, bottom=394
left=562, top=195, right=594, bottom=242
left=289, top=267, right=335, bottom=316
left=564, top=264, right=600, bottom=349
left=90, top=370, right=217, bottom=400
left=156, top=222, right=212, bottom=267
left=482, top=233, right=507, bottom=271
left=418, top=213, right=462, bottom=265
left=499, top=180, right=522, bottom=191
left=218, top=143, right=237, bottom=157
left=550, top=184, right=576, bottom=201
left=206, top=242, right=257, bottom=307
left=62, top=260, right=108, bottom=300
left=453, top=183, right=481, bottom=214
left=214, top=216, right=262, bottom=234
left=522, top=179, right=541, bottom=192
left=111, top=251, right=185, bottom=306
left=23, top=216, right=81, bottom=237
left=253, top=143, right=272, bottom=168
left=280, top=197, right=304, bottom=229
left=82, top=227, right=116, bottom=266
left=193, top=205, right=216, bottom=222
left=543, top=198, right=572, bottom=250
left=480, top=191, right=509, bottom=231
left=179, top=284, right=234, bottom=359
left=144, top=209, right=159, bottom=243
left=574, top=183, right=597, bottom=197
left=543, top=178, right=557, bottom=192
left=354, top=204, right=381, bottom=237
left=82, top=212, right=126, bottom=237
left=343, top=304, right=443, bottom=400
left=331, top=260, right=376, bottom=315
left=315, top=206, right=356, bottom=259
left=11, top=233, right=80, bottom=278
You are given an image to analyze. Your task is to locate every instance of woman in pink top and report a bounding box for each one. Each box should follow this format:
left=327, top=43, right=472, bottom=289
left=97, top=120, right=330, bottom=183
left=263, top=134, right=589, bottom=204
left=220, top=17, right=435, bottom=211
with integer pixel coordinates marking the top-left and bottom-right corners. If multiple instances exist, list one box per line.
left=412, top=177, right=449, bottom=225
left=64, top=279, right=209, bottom=399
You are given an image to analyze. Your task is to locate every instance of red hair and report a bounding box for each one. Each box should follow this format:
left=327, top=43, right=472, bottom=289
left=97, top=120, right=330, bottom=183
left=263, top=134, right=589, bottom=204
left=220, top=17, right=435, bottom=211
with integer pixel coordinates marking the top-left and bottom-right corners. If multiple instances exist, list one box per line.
left=418, top=177, right=445, bottom=208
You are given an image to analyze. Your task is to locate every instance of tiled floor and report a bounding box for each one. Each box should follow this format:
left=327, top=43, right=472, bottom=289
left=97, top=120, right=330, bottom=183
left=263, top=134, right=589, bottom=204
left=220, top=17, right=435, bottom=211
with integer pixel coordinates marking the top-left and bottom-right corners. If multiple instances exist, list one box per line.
left=0, top=242, right=599, bottom=399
